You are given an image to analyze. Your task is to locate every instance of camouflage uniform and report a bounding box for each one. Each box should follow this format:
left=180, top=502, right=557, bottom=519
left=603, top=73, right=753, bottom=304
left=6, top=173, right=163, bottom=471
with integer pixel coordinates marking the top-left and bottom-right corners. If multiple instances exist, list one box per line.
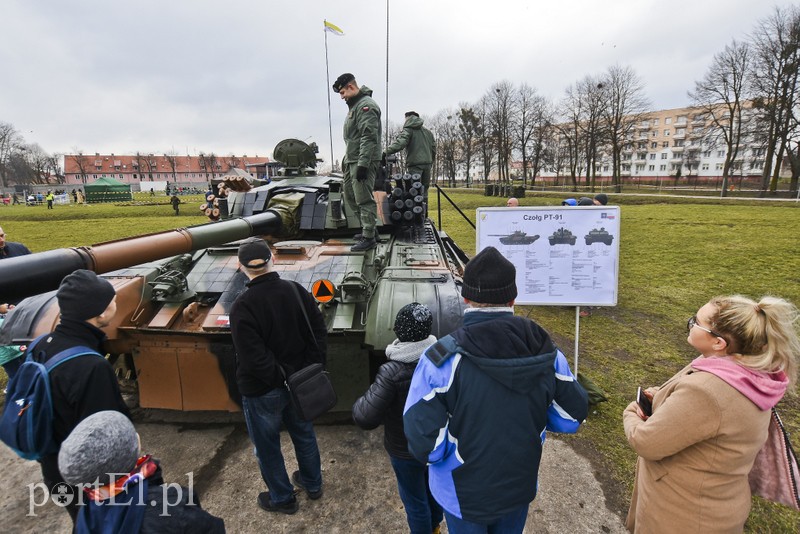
left=343, top=86, right=382, bottom=239
left=386, top=115, right=435, bottom=202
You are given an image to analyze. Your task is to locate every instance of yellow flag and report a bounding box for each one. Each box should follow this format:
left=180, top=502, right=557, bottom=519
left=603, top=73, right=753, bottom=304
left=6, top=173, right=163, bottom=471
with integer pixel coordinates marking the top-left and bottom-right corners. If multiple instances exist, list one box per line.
left=324, top=20, right=344, bottom=36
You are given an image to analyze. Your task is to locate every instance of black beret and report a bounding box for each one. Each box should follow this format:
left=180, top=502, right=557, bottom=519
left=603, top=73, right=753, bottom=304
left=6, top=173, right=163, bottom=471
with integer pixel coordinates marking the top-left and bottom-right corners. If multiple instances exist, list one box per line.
left=332, top=73, right=355, bottom=92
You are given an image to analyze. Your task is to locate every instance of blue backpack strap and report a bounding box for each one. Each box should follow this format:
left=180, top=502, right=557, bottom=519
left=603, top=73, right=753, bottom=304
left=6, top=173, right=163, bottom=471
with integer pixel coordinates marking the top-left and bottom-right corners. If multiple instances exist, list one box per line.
left=44, top=346, right=103, bottom=371
left=23, top=334, right=51, bottom=362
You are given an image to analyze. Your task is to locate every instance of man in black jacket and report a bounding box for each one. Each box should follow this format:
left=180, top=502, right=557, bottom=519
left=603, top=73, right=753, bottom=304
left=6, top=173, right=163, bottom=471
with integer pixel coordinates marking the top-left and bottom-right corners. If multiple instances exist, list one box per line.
left=37, top=269, right=131, bottom=526
left=230, top=237, right=327, bottom=515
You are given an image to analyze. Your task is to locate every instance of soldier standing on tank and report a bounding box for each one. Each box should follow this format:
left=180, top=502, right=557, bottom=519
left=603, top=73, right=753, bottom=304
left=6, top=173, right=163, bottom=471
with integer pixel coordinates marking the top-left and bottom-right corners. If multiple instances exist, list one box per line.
left=333, top=73, right=381, bottom=252
left=384, top=111, right=435, bottom=207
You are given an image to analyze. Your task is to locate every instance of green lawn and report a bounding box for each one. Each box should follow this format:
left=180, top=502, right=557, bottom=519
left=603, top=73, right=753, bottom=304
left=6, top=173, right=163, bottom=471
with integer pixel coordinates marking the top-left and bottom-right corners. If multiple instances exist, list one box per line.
left=2, top=189, right=800, bottom=530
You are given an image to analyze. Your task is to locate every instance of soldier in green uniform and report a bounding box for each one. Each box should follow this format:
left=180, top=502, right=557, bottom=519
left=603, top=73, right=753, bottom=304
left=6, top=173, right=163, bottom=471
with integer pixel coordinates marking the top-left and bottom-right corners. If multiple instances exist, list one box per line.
left=333, top=73, right=381, bottom=252
left=384, top=111, right=436, bottom=206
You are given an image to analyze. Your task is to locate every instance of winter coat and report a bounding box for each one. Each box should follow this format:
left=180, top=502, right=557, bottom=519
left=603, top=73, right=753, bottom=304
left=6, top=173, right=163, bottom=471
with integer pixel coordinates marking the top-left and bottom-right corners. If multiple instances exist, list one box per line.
left=230, top=272, right=327, bottom=397
left=77, top=463, right=225, bottom=533
left=0, top=241, right=31, bottom=259
left=352, top=336, right=436, bottom=459
left=385, top=115, right=435, bottom=167
left=343, top=86, right=382, bottom=167
left=34, top=318, right=132, bottom=494
left=623, top=358, right=786, bottom=533
left=403, top=309, right=588, bottom=524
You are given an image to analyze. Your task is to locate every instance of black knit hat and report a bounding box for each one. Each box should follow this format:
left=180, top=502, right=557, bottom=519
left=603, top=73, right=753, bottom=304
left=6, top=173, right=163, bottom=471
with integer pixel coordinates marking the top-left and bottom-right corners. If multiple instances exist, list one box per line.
left=393, top=302, right=432, bottom=342
left=594, top=193, right=608, bottom=205
left=57, top=269, right=116, bottom=321
left=461, top=247, right=517, bottom=304
left=238, top=237, right=272, bottom=268
left=332, top=73, right=355, bottom=92
left=578, top=197, right=594, bottom=206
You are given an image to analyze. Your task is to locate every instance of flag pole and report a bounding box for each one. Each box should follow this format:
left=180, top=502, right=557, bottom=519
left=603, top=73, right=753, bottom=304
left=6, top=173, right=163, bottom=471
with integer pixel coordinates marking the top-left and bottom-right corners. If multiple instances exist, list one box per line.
left=324, top=20, right=335, bottom=172
left=385, top=0, right=390, bottom=152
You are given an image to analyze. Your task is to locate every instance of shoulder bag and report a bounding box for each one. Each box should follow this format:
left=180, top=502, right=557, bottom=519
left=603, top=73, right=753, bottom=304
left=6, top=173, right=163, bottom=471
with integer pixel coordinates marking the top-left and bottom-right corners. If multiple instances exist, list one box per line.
left=748, top=407, right=800, bottom=510
left=279, top=284, right=337, bottom=421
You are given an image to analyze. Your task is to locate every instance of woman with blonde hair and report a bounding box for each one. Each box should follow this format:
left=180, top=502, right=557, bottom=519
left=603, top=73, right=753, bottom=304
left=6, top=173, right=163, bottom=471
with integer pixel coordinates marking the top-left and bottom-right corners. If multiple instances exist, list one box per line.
left=623, top=295, right=799, bottom=532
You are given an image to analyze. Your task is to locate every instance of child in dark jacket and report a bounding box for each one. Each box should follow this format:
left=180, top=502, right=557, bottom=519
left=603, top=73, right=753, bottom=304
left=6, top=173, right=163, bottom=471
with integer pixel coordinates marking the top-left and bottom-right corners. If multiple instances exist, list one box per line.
left=352, top=303, right=442, bottom=534
left=57, top=410, right=225, bottom=533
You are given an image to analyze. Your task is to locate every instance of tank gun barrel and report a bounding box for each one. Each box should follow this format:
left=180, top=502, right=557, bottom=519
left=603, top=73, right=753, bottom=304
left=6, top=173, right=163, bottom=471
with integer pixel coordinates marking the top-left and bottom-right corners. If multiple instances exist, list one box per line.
left=0, top=210, right=282, bottom=303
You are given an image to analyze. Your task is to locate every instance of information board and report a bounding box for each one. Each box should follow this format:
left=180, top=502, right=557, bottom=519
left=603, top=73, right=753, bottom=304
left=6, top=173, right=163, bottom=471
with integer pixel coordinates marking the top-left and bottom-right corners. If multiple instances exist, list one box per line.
left=476, top=206, right=620, bottom=306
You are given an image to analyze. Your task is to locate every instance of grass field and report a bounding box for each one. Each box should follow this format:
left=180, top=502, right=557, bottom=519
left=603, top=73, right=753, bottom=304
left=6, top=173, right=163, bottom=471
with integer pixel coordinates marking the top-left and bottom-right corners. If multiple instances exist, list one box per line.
left=2, top=189, right=800, bottom=530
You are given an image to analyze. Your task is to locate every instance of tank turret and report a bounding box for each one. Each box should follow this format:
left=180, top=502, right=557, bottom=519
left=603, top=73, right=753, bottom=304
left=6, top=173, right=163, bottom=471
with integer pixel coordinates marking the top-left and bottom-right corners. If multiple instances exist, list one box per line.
left=0, top=139, right=469, bottom=413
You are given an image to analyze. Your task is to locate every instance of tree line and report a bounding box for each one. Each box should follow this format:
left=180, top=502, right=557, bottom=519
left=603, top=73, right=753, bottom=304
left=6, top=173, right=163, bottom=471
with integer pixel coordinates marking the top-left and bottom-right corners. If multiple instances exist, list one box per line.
left=401, top=5, right=799, bottom=197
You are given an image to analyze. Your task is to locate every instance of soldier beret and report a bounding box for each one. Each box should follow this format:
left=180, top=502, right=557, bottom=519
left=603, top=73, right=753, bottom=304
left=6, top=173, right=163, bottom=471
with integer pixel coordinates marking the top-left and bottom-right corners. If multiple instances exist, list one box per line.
left=333, top=73, right=356, bottom=92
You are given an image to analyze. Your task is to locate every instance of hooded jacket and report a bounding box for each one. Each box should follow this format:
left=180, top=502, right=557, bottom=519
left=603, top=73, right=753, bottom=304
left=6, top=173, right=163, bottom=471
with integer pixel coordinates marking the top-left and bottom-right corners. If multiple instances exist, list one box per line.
left=403, top=309, right=588, bottom=524
left=343, top=86, right=382, bottom=167
left=623, top=357, right=788, bottom=533
left=385, top=115, right=435, bottom=167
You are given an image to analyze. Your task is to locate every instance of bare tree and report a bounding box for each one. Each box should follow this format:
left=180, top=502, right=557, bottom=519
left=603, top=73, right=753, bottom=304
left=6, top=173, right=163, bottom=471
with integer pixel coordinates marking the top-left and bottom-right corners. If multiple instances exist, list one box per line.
left=558, top=85, right=585, bottom=190
left=431, top=110, right=460, bottom=186
left=486, top=81, right=516, bottom=183
left=749, top=5, right=800, bottom=195
left=0, top=122, right=23, bottom=188
left=25, top=143, right=51, bottom=184
left=600, top=65, right=650, bottom=193
left=512, top=84, right=552, bottom=187
left=476, top=96, right=496, bottom=182
left=576, top=75, right=607, bottom=189
left=47, top=153, right=64, bottom=184
left=690, top=39, right=752, bottom=197
left=165, top=151, right=179, bottom=182
left=68, top=149, right=90, bottom=184
left=455, top=104, right=479, bottom=186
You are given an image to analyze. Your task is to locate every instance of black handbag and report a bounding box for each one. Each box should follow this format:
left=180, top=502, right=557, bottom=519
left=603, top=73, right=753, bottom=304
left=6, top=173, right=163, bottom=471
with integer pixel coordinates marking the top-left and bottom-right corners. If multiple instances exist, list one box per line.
left=279, top=284, right=337, bottom=421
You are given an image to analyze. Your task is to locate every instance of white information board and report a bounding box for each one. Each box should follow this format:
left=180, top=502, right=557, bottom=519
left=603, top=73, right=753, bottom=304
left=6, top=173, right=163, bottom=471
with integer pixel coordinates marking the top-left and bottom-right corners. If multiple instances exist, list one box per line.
left=476, top=206, right=620, bottom=306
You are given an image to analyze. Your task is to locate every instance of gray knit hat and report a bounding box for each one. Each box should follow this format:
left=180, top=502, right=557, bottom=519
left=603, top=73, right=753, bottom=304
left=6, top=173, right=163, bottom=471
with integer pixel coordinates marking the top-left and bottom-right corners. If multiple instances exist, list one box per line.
left=461, top=246, right=517, bottom=304
left=58, top=411, right=139, bottom=486
left=57, top=270, right=116, bottom=321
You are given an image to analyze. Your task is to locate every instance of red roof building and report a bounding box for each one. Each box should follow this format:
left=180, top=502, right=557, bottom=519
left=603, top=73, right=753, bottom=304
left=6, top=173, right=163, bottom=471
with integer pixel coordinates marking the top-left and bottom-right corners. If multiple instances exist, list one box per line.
left=63, top=153, right=270, bottom=185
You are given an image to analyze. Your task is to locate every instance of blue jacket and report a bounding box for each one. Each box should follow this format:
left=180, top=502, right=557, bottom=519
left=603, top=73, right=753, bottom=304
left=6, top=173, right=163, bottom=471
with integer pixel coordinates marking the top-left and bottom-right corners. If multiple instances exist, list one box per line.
left=403, top=309, right=588, bottom=523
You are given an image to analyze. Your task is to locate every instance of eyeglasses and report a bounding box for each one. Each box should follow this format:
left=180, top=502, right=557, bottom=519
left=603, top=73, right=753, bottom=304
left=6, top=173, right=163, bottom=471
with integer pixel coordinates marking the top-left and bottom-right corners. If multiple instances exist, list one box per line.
left=687, top=315, right=725, bottom=340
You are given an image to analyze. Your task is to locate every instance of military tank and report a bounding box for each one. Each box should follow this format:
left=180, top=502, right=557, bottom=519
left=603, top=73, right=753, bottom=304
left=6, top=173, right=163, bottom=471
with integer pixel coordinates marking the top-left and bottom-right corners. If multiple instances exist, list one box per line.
left=489, top=230, right=540, bottom=246
left=584, top=227, right=613, bottom=246
left=0, top=139, right=469, bottom=413
left=548, top=227, right=577, bottom=246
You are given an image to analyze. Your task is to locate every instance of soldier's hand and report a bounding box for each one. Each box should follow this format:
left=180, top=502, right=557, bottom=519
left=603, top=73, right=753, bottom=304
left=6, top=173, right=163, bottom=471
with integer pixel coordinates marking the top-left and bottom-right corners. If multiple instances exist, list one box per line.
left=381, top=153, right=387, bottom=166
left=356, top=166, right=368, bottom=182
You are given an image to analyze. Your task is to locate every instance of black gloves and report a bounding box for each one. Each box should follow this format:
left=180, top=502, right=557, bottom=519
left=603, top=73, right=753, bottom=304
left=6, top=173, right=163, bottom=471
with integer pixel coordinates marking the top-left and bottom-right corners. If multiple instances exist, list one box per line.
left=356, top=166, right=368, bottom=182
left=381, top=153, right=387, bottom=166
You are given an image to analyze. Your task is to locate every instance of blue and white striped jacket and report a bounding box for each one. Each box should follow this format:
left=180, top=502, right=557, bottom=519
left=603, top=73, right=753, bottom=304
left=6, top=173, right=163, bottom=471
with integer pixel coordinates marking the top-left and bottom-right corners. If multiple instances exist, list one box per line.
left=403, top=309, right=588, bottom=524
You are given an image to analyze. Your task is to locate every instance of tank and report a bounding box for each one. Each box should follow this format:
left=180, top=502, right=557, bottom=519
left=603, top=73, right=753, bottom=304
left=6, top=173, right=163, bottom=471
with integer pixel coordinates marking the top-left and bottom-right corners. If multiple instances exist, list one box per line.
left=584, top=227, right=613, bottom=246
left=489, top=230, right=540, bottom=246
left=0, top=139, right=469, bottom=413
left=548, top=227, right=577, bottom=246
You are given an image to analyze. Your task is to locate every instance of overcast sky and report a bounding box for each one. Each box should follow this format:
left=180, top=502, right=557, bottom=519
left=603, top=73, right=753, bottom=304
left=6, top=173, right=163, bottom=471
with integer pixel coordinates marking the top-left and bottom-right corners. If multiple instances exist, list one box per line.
left=1, top=0, right=794, bottom=171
